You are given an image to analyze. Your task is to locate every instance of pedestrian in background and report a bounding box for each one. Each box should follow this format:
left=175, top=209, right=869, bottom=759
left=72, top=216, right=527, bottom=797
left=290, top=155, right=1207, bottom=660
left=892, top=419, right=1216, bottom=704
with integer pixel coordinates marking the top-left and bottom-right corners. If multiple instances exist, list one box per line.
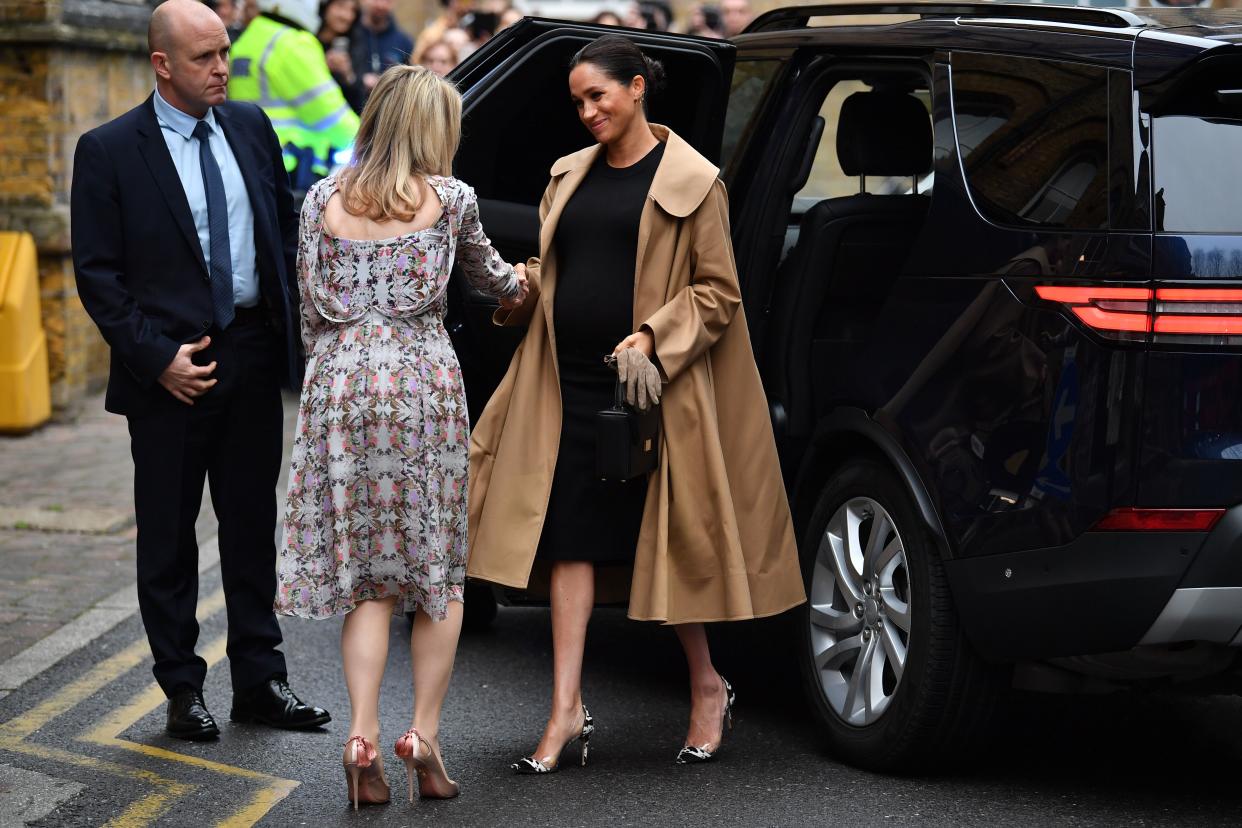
left=317, top=0, right=366, bottom=112
left=70, top=0, right=329, bottom=743
left=419, top=39, right=458, bottom=77
left=466, top=34, right=805, bottom=773
left=685, top=3, right=724, bottom=38
left=720, top=0, right=752, bottom=37
left=351, top=0, right=414, bottom=99
left=591, top=10, right=622, bottom=26
left=277, top=65, right=525, bottom=808
left=229, top=0, right=360, bottom=190
left=204, top=0, right=243, bottom=40
left=441, top=26, right=474, bottom=60
left=411, top=0, right=469, bottom=65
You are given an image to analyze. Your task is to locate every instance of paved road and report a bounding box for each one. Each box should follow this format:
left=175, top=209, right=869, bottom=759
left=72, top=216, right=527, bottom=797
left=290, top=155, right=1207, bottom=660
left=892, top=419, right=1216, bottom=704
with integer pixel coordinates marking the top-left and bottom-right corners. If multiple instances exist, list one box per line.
left=3, top=564, right=1242, bottom=827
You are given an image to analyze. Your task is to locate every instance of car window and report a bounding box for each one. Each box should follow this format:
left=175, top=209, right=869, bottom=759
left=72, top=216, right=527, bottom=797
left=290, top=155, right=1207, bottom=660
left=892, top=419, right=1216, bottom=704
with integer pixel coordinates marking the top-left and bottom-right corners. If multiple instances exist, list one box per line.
left=950, top=53, right=1109, bottom=230
left=721, top=58, right=783, bottom=179
left=796, top=81, right=932, bottom=208
left=1152, top=113, right=1242, bottom=234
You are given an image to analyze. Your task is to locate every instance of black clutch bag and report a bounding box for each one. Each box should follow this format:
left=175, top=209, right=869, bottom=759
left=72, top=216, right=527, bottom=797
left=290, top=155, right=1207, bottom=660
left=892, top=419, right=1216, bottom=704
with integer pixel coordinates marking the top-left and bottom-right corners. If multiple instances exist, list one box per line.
left=596, top=361, right=660, bottom=482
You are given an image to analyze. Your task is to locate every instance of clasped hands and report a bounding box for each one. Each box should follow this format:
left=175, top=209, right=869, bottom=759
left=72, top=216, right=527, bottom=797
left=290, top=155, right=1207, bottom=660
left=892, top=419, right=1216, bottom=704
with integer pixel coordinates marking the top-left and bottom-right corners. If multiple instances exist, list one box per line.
left=498, top=263, right=530, bottom=310
left=612, top=330, right=662, bottom=412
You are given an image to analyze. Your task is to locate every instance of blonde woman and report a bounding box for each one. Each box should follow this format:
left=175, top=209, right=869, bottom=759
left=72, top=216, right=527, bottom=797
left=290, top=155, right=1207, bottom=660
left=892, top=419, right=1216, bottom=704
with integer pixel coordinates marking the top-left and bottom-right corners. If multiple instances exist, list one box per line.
left=277, top=65, right=526, bottom=808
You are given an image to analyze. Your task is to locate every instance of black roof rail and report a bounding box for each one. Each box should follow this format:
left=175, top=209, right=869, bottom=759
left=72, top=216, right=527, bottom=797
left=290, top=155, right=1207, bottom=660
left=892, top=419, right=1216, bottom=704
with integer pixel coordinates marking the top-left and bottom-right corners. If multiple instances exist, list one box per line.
left=746, top=3, right=1146, bottom=34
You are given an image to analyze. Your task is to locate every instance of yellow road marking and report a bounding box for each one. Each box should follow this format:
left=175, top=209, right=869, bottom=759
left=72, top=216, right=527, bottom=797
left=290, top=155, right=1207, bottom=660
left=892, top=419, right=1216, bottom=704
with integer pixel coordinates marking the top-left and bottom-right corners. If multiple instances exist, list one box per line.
left=0, top=586, right=302, bottom=826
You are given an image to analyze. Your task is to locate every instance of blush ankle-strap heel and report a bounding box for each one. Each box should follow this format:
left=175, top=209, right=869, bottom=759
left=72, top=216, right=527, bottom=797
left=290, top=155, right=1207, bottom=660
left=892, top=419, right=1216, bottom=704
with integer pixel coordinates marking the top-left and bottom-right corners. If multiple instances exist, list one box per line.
left=395, top=727, right=460, bottom=801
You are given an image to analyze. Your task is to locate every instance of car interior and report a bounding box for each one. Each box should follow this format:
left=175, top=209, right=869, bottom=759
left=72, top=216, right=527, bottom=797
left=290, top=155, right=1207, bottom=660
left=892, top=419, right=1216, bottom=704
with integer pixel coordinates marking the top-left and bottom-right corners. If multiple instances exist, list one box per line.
left=759, top=68, right=934, bottom=438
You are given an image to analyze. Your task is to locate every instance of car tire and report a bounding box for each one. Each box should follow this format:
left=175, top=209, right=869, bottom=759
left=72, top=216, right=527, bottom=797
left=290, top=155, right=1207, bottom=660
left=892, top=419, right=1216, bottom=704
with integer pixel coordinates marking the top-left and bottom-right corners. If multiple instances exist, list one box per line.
left=796, top=458, right=1003, bottom=771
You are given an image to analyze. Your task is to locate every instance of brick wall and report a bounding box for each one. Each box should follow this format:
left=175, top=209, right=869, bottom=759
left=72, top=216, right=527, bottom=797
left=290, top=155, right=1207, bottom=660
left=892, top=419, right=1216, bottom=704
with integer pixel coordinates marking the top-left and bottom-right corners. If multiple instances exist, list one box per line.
left=0, top=0, right=151, bottom=415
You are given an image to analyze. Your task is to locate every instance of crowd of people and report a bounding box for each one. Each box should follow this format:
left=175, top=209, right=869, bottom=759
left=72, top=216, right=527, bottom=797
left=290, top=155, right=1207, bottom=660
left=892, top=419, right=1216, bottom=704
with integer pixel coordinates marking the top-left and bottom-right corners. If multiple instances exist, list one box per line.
left=205, top=0, right=756, bottom=96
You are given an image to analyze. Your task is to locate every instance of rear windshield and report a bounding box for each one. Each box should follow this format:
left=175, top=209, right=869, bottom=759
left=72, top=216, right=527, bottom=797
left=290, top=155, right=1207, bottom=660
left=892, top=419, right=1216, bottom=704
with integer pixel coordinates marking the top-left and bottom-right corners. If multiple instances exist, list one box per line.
left=1149, top=56, right=1242, bottom=234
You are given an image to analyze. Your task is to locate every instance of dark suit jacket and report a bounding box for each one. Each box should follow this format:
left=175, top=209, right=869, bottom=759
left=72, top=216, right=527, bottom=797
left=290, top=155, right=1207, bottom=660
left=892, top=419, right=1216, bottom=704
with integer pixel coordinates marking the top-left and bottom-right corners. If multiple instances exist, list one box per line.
left=71, top=94, right=300, bottom=416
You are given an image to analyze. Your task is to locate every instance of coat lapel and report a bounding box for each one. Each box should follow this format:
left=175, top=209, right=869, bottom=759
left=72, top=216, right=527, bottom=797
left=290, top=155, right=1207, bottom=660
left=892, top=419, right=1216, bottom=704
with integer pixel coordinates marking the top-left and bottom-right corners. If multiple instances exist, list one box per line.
left=135, top=95, right=209, bottom=277
left=537, top=146, right=599, bottom=328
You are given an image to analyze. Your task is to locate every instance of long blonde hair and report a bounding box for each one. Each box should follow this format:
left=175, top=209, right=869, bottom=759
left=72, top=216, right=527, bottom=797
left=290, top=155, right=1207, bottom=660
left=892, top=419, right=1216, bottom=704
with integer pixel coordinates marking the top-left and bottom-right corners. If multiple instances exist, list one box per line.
left=337, top=65, right=462, bottom=222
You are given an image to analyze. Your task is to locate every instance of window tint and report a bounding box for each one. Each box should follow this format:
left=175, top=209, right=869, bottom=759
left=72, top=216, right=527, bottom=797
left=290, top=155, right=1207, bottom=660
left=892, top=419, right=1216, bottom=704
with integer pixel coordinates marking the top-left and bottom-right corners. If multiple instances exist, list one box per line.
left=721, top=59, right=782, bottom=178
left=951, top=53, right=1108, bottom=230
left=1153, top=117, right=1242, bottom=233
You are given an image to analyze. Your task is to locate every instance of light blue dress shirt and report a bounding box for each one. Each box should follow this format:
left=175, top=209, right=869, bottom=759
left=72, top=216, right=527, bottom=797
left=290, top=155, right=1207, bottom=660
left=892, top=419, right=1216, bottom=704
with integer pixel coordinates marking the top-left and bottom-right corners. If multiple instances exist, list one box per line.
left=153, top=88, right=258, bottom=308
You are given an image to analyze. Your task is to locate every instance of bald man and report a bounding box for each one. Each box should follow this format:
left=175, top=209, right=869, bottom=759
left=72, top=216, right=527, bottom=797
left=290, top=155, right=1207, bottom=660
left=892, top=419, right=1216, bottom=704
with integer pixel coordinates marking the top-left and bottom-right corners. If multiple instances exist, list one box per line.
left=71, top=0, right=328, bottom=740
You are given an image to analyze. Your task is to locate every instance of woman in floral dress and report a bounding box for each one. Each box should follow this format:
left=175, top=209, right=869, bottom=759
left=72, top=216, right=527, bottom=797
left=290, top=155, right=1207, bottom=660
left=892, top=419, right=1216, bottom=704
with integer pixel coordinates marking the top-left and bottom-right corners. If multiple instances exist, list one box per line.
left=276, top=66, right=526, bottom=807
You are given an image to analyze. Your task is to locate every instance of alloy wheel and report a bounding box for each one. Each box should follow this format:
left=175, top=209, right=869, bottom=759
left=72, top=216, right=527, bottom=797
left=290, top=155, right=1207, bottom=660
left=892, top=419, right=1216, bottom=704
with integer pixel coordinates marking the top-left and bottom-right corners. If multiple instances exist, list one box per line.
left=808, top=496, right=912, bottom=726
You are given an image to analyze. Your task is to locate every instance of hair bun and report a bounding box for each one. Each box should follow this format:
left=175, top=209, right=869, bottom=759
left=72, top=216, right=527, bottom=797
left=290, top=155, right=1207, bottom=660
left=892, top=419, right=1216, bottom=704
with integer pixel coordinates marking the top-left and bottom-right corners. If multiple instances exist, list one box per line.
left=643, top=55, right=667, bottom=96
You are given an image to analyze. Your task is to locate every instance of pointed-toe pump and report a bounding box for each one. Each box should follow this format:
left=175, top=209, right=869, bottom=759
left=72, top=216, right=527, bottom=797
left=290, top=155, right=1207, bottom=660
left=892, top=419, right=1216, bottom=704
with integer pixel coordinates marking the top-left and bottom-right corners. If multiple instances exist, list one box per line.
left=676, top=676, right=736, bottom=764
left=343, top=735, right=391, bottom=810
left=512, top=705, right=594, bottom=774
left=394, top=727, right=460, bottom=802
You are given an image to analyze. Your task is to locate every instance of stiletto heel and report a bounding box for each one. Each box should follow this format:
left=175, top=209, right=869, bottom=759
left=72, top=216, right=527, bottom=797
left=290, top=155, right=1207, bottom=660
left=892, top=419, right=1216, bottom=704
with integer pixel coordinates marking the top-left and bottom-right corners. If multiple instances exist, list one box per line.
left=342, top=736, right=390, bottom=810
left=395, top=727, right=460, bottom=801
left=347, top=764, right=361, bottom=812
left=513, top=705, right=594, bottom=774
left=676, top=676, right=735, bottom=765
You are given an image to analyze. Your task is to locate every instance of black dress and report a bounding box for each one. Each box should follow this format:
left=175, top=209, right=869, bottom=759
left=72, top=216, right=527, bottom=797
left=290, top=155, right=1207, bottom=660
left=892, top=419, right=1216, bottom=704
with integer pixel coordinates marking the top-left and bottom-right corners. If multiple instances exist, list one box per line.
left=537, top=142, right=666, bottom=563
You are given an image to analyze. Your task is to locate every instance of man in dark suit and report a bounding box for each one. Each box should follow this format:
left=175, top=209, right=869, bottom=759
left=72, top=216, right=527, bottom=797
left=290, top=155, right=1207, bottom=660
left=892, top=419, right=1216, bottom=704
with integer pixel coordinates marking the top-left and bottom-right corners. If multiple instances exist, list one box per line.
left=71, top=0, right=328, bottom=740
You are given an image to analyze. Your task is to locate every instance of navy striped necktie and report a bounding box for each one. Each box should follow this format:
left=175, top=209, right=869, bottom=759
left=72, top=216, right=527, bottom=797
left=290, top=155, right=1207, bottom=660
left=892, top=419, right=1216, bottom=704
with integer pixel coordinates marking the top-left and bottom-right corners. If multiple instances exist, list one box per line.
left=192, top=120, right=235, bottom=329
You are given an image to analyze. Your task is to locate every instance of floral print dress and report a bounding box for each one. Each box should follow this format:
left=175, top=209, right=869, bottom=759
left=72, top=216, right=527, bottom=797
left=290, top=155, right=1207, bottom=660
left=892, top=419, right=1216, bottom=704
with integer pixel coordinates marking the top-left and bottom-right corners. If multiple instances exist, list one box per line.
left=277, top=175, right=518, bottom=621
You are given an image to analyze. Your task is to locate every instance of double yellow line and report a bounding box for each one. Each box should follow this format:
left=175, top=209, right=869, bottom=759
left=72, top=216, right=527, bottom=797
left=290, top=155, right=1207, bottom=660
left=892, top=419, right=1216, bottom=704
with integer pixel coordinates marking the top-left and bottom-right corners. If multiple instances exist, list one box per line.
left=0, top=588, right=299, bottom=826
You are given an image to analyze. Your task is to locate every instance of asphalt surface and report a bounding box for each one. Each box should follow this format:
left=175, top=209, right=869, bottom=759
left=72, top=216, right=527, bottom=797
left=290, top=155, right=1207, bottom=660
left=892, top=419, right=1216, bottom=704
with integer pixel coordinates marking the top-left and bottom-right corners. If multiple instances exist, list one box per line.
left=4, top=565, right=1242, bottom=827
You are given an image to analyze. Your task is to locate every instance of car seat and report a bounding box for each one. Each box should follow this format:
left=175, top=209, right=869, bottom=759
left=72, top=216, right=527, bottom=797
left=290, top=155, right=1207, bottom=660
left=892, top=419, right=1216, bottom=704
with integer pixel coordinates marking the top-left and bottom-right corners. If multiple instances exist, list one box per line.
left=768, top=90, right=933, bottom=436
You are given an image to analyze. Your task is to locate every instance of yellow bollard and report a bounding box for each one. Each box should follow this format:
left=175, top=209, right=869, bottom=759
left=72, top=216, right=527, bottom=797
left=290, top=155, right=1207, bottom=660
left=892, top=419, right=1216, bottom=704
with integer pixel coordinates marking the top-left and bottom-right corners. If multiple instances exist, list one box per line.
left=0, top=232, right=51, bottom=433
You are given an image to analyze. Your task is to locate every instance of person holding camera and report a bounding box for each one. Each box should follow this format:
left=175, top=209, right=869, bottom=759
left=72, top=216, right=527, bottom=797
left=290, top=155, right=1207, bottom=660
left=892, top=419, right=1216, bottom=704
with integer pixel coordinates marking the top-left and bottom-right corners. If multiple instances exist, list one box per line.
left=317, top=0, right=365, bottom=112
left=466, top=35, right=805, bottom=773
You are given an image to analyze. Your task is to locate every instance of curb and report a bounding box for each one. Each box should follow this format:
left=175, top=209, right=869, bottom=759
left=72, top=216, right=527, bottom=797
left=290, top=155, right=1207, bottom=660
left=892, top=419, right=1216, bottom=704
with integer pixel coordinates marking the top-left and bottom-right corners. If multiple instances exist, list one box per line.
left=0, top=535, right=221, bottom=700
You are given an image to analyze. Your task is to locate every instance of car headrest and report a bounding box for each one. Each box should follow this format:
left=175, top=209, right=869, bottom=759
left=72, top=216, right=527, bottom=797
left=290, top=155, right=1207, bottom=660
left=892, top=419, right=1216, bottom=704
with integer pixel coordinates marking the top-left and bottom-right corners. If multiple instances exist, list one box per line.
left=836, top=91, right=932, bottom=178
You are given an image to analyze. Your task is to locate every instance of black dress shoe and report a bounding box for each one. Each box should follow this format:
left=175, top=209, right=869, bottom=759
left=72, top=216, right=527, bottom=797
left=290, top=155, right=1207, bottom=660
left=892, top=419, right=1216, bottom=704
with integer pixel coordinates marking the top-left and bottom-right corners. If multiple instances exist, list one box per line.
left=230, top=677, right=331, bottom=729
left=167, top=689, right=220, bottom=741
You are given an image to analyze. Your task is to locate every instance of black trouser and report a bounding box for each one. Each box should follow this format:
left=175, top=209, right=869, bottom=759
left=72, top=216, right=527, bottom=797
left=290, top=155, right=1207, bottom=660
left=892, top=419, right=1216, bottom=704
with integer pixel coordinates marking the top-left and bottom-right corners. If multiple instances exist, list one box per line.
left=128, top=307, right=287, bottom=697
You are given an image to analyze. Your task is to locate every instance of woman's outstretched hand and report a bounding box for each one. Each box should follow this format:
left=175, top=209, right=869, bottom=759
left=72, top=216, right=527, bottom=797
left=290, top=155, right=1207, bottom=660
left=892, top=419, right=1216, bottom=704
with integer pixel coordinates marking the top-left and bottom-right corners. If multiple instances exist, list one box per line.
left=499, top=263, right=529, bottom=310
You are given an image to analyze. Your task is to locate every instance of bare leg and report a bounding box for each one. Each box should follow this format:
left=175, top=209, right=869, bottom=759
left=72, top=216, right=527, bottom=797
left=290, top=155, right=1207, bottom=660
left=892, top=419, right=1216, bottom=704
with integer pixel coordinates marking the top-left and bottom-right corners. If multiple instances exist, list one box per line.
left=674, top=623, right=727, bottom=749
left=529, top=560, right=594, bottom=762
left=408, top=601, right=464, bottom=766
left=341, top=596, right=398, bottom=754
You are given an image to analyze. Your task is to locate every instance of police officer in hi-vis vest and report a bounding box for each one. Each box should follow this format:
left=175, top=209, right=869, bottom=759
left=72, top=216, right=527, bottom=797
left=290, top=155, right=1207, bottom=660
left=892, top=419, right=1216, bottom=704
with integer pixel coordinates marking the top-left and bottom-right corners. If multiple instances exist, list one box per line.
left=229, top=0, right=360, bottom=190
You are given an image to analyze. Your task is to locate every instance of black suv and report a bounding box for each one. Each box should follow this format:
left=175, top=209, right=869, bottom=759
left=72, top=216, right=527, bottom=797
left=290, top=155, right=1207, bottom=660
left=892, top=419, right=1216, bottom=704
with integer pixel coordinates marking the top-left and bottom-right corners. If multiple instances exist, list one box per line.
left=444, top=3, right=1242, bottom=770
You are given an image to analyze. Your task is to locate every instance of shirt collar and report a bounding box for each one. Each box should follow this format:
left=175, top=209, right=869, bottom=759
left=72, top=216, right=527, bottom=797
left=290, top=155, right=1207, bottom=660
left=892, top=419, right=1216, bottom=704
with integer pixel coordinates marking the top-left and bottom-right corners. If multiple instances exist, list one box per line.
left=153, top=88, right=218, bottom=140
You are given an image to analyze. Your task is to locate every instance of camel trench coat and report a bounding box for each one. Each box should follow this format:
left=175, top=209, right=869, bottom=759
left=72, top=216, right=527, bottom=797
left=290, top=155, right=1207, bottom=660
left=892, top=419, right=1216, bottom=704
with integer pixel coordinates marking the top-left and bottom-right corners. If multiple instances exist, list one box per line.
left=466, top=125, right=806, bottom=624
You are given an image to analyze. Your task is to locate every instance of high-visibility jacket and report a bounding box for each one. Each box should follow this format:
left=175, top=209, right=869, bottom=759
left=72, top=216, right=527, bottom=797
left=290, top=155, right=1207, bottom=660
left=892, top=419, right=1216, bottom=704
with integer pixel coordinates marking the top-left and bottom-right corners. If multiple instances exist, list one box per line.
left=229, top=15, right=359, bottom=181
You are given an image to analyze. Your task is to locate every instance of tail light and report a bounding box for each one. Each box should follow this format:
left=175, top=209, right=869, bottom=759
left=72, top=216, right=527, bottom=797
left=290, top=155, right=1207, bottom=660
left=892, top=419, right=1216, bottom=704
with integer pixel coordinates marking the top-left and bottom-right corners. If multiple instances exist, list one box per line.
left=1035, top=285, right=1242, bottom=343
left=1033, top=286, right=1152, bottom=337
left=1092, top=508, right=1225, bottom=532
left=1154, top=288, right=1242, bottom=340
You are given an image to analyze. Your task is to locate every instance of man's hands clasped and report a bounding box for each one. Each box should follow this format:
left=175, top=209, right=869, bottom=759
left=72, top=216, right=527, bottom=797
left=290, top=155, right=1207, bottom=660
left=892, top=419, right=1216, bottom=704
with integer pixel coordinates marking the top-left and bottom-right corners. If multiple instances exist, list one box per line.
left=159, top=336, right=217, bottom=405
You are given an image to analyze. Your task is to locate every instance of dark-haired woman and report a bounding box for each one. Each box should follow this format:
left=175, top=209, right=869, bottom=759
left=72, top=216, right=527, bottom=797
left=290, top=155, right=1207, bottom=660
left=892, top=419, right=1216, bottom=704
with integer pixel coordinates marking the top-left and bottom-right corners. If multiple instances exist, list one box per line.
left=318, top=0, right=366, bottom=113
left=467, top=34, right=805, bottom=771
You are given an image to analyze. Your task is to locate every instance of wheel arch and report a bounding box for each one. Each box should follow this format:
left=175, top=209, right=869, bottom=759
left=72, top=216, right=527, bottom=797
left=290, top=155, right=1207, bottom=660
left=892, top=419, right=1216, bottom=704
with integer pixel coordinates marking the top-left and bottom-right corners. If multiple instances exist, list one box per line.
left=790, top=408, right=953, bottom=558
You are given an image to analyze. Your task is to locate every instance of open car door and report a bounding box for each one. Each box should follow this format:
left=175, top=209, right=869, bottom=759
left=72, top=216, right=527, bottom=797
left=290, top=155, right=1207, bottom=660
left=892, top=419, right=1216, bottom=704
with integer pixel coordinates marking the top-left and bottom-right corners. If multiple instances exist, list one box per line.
left=446, top=19, right=735, bottom=422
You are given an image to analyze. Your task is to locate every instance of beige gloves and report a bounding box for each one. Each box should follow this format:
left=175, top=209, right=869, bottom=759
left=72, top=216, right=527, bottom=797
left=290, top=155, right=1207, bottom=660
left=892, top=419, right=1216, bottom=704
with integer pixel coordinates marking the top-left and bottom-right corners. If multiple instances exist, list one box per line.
left=616, top=348, right=662, bottom=411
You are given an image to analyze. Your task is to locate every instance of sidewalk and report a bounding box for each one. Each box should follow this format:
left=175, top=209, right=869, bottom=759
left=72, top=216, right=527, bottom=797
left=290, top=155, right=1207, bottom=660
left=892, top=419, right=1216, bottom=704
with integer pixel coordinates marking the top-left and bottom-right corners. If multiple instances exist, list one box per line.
left=0, top=392, right=295, bottom=697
